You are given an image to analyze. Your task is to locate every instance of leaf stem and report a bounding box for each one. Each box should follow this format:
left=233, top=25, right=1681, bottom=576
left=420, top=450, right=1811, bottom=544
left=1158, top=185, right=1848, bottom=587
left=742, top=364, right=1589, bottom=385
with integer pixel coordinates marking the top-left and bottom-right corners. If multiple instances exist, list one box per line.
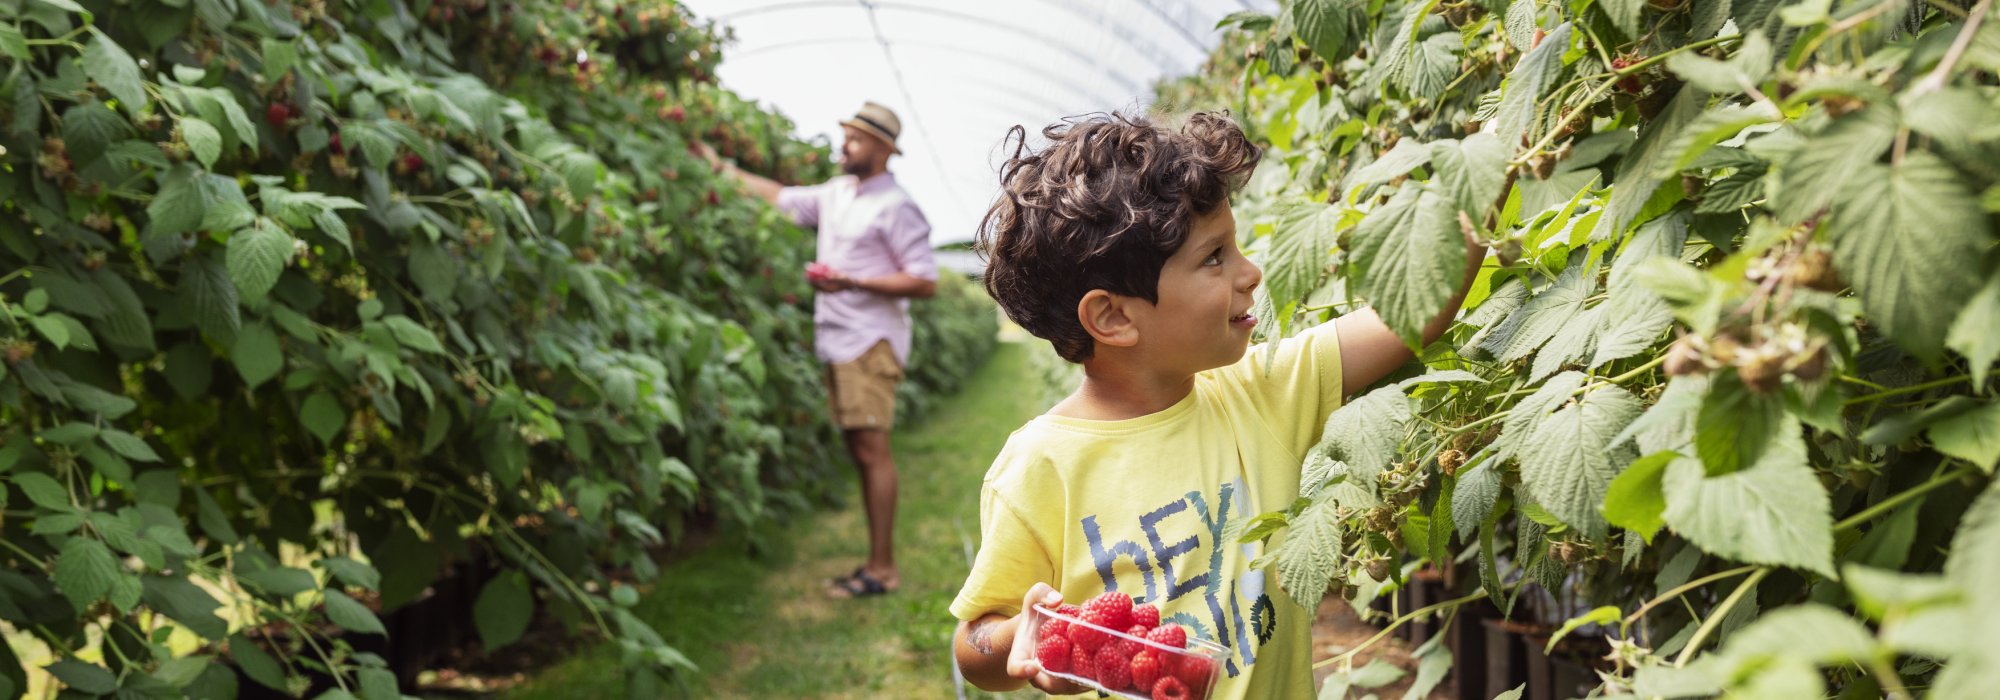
left=1301, top=298, right=1364, bottom=313
left=1574, top=20, right=1619, bottom=73
left=22, top=26, right=89, bottom=47
left=1672, top=567, right=1769, bottom=666
left=1842, top=375, right=1970, bottom=406
left=1604, top=355, right=1668, bottom=385
left=1313, top=589, right=1490, bottom=669
left=1837, top=374, right=1889, bottom=391
left=1449, top=410, right=1509, bottom=434
left=0, top=538, right=50, bottom=574
left=1621, top=565, right=1758, bottom=628
left=1833, top=462, right=1977, bottom=534
left=1871, top=654, right=1915, bottom=700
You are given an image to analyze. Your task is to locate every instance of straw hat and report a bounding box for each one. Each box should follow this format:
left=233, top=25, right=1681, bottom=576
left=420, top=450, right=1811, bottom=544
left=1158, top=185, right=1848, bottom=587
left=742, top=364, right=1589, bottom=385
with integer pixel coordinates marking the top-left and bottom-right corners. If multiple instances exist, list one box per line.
left=841, top=102, right=903, bottom=154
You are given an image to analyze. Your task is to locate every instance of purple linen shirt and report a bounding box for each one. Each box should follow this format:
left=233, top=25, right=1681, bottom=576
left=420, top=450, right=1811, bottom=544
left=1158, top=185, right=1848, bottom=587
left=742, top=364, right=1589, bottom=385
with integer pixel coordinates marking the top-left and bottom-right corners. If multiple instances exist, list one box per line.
left=777, top=172, right=937, bottom=366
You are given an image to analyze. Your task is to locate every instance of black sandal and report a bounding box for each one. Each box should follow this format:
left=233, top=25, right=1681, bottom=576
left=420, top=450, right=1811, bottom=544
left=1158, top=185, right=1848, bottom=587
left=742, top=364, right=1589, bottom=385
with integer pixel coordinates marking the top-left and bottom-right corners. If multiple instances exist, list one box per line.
left=828, top=566, right=865, bottom=588
left=829, top=569, right=892, bottom=599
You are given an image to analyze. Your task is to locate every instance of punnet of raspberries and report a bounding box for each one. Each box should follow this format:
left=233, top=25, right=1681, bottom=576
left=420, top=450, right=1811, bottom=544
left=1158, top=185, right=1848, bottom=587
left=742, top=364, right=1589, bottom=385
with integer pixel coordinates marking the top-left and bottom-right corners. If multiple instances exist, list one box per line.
left=1035, top=591, right=1219, bottom=699
left=805, top=261, right=835, bottom=283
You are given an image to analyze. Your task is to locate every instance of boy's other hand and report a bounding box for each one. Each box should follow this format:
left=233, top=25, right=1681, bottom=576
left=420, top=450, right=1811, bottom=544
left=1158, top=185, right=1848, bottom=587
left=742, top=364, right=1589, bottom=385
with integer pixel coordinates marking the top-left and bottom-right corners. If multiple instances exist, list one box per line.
left=1006, top=583, right=1091, bottom=694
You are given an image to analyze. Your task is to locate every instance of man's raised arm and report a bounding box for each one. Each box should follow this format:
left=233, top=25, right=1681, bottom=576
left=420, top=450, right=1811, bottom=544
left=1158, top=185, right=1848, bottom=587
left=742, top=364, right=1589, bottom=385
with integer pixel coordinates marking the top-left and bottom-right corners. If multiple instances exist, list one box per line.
left=692, top=141, right=783, bottom=204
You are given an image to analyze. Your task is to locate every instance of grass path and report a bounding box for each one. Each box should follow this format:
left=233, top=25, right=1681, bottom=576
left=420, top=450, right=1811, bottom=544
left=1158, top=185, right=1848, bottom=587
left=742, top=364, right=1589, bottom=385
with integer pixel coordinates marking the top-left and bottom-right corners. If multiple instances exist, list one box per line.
left=507, top=342, right=1042, bottom=699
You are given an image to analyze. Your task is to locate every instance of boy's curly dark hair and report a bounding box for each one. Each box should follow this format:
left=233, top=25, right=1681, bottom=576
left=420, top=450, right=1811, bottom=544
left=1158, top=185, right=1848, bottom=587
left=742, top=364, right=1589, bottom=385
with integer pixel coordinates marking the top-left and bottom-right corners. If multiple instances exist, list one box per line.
left=976, top=112, right=1261, bottom=362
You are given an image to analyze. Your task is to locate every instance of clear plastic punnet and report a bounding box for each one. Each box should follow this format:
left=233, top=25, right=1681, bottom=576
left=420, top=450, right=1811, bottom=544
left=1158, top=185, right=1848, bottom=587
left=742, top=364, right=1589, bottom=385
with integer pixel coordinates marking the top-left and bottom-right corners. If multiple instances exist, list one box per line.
left=1022, top=601, right=1227, bottom=700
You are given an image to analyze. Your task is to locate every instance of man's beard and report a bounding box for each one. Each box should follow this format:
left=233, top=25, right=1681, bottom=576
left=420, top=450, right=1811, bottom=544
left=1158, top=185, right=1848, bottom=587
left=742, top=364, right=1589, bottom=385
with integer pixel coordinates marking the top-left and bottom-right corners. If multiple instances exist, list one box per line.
left=840, top=158, right=870, bottom=177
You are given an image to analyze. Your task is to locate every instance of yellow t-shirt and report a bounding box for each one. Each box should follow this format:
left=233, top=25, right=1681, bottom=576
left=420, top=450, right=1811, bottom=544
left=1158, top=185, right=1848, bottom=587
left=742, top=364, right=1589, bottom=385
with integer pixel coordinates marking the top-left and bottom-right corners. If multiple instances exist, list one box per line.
left=950, top=324, right=1344, bottom=700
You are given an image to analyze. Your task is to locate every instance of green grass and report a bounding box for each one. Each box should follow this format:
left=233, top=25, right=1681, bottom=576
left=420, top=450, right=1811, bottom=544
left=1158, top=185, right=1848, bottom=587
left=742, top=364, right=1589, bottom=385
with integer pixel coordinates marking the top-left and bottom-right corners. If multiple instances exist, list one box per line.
left=506, top=342, right=1044, bottom=699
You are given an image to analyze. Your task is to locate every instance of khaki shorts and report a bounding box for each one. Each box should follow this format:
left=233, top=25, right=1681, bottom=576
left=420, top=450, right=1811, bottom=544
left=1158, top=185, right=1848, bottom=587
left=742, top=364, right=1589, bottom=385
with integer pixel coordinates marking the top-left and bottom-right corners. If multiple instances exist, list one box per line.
left=825, top=341, right=903, bottom=430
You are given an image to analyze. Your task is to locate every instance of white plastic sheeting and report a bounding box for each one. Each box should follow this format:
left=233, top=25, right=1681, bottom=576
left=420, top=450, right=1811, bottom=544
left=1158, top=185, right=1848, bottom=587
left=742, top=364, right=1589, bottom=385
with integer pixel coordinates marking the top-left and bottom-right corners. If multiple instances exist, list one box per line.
left=681, top=0, right=1277, bottom=245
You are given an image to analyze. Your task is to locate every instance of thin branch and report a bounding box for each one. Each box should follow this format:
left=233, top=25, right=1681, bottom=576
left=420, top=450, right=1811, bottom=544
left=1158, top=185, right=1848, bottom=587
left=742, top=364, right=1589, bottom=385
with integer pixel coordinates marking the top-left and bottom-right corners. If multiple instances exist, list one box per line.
left=1314, top=589, right=1491, bottom=669
left=1674, top=567, right=1771, bottom=666
left=1511, top=36, right=1740, bottom=164
left=1833, top=462, right=1977, bottom=534
left=1623, top=565, right=1759, bottom=628
left=1912, top=0, right=1994, bottom=96
left=1843, top=375, right=1970, bottom=405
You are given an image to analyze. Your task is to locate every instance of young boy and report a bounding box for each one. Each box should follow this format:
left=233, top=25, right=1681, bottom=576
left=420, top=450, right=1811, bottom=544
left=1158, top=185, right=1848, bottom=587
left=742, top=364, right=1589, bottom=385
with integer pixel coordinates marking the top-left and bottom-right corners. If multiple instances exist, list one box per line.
left=950, top=112, right=1481, bottom=698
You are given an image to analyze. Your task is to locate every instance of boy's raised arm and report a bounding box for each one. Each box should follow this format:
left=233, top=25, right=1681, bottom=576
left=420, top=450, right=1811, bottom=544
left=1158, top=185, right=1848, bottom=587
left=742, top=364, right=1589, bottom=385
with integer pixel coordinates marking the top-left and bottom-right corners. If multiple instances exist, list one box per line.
left=1333, top=237, right=1486, bottom=392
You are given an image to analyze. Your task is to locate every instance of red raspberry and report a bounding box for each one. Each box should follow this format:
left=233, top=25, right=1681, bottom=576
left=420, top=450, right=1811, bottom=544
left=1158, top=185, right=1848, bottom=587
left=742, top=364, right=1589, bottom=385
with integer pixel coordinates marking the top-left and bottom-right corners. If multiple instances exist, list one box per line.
left=1145, top=624, right=1187, bottom=650
left=1036, top=633, right=1072, bottom=674
left=1131, top=603, right=1160, bottom=631
left=1119, top=625, right=1150, bottom=657
left=1611, top=55, right=1646, bottom=93
left=1152, top=675, right=1190, bottom=700
left=1069, top=617, right=1110, bottom=654
left=1056, top=603, right=1082, bottom=619
left=1070, top=641, right=1096, bottom=679
left=1176, top=655, right=1216, bottom=692
left=666, top=105, right=686, bottom=122
left=1094, top=645, right=1132, bottom=690
left=1082, top=591, right=1134, bottom=632
left=1039, top=614, right=1069, bottom=643
left=265, top=102, right=292, bottom=128
left=1131, top=650, right=1166, bottom=691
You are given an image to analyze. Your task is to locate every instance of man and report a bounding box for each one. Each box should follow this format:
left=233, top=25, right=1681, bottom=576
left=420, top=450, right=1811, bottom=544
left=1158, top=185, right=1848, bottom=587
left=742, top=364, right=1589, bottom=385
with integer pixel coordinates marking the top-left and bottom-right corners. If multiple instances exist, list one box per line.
left=704, top=102, right=937, bottom=599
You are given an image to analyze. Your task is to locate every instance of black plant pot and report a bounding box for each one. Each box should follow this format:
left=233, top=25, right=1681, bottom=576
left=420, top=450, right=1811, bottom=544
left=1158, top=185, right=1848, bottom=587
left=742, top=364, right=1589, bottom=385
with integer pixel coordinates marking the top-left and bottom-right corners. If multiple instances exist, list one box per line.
left=1480, top=619, right=1531, bottom=700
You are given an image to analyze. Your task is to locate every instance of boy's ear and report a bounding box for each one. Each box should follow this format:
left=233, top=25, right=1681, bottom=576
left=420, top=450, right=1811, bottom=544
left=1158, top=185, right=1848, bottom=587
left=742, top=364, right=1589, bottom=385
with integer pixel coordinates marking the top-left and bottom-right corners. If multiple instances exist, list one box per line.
left=1078, top=290, right=1140, bottom=350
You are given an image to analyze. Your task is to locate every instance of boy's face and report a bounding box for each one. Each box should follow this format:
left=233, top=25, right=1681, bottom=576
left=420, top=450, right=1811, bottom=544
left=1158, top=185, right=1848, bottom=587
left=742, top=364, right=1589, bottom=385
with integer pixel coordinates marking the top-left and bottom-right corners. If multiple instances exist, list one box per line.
left=1129, top=204, right=1263, bottom=373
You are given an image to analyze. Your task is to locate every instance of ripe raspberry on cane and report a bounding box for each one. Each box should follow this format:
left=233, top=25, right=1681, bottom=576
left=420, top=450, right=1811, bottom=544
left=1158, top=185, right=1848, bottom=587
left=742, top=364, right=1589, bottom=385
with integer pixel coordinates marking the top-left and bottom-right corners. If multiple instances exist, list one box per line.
left=1610, top=54, right=1645, bottom=93
left=1094, top=645, right=1133, bottom=690
left=1152, top=675, right=1190, bottom=700
left=1131, top=603, right=1160, bottom=631
left=1082, top=591, right=1135, bottom=632
left=1036, top=633, right=1072, bottom=674
left=1130, top=650, right=1165, bottom=691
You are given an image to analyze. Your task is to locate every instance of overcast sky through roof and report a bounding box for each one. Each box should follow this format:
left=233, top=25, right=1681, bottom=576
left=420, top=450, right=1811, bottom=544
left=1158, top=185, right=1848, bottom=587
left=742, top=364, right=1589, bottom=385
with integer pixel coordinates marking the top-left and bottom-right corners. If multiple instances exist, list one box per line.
left=681, top=0, right=1276, bottom=246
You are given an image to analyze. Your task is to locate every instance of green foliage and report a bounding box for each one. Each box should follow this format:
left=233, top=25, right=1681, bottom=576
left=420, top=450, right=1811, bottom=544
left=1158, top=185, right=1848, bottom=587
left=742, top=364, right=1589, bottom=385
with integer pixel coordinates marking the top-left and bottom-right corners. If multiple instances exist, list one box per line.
left=0, top=0, right=992, bottom=697
left=896, top=272, right=1000, bottom=422
left=1194, top=0, right=2000, bottom=695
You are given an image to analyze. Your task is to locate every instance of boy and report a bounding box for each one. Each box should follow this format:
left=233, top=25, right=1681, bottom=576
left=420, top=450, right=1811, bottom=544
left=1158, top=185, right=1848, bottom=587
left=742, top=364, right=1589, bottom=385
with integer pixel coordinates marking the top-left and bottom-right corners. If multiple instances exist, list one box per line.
left=950, top=112, right=1481, bottom=697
